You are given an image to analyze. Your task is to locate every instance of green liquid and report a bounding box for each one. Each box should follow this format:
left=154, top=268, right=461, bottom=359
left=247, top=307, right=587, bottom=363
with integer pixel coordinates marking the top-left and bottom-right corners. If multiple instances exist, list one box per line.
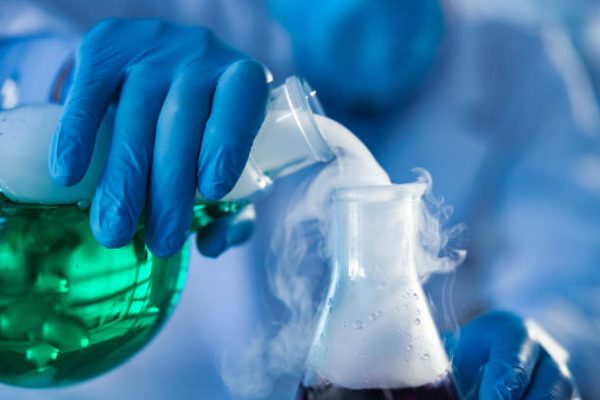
left=0, top=196, right=186, bottom=387
left=0, top=195, right=241, bottom=388
left=191, top=201, right=247, bottom=230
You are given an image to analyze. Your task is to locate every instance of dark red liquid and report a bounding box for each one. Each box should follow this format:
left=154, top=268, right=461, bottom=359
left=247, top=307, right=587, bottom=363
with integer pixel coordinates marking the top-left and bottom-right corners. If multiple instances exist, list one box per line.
left=296, top=374, right=459, bottom=400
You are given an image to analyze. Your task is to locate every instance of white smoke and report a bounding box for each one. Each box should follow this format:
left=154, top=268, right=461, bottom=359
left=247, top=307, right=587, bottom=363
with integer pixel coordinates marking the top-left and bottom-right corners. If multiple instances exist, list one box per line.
left=220, top=117, right=465, bottom=398
left=414, top=168, right=467, bottom=282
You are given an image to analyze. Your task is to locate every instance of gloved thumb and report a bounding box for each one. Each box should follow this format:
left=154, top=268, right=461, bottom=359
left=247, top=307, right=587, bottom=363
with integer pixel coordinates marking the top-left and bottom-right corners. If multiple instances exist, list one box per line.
left=196, top=204, right=256, bottom=258
left=478, top=314, right=542, bottom=400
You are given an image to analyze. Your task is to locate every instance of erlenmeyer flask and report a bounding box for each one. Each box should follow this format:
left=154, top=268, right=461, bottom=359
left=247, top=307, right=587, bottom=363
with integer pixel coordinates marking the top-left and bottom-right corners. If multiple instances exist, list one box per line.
left=297, top=184, right=460, bottom=399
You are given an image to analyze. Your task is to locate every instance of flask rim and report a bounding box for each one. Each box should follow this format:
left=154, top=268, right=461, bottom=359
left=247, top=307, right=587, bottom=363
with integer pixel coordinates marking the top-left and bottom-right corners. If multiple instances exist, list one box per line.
left=284, top=76, right=334, bottom=163
left=333, top=183, right=427, bottom=203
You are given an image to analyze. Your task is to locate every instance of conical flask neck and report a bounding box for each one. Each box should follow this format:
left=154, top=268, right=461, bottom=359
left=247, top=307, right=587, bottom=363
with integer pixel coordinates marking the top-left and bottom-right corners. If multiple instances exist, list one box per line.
left=331, top=184, right=425, bottom=281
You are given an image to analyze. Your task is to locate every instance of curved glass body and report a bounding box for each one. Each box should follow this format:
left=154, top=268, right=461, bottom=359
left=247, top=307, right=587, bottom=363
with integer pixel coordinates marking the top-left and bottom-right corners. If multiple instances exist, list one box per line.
left=0, top=194, right=188, bottom=388
left=298, top=185, right=459, bottom=399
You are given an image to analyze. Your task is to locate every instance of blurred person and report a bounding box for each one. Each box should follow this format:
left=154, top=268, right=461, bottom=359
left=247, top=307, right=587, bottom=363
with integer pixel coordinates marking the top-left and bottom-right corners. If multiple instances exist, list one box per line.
left=452, top=0, right=600, bottom=103
left=529, top=0, right=600, bottom=107
left=260, top=1, right=599, bottom=398
left=0, top=0, right=598, bottom=399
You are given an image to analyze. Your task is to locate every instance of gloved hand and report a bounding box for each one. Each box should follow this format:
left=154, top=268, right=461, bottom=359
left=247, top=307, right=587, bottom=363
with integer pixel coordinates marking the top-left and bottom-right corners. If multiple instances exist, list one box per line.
left=196, top=204, right=256, bottom=258
left=48, top=19, right=269, bottom=258
left=449, top=311, right=579, bottom=399
left=267, top=0, right=444, bottom=113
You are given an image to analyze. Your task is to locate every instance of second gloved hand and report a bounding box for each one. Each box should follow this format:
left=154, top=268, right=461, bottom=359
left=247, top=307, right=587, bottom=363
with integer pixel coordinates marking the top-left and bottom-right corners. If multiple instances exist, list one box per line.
left=48, top=19, right=269, bottom=257
left=449, top=311, right=579, bottom=399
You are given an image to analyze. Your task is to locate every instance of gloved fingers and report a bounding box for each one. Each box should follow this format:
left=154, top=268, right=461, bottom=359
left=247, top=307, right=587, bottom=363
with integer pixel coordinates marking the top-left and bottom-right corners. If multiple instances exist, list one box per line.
left=49, top=28, right=126, bottom=186
left=478, top=313, right=542, bottom=400
left=196, top=204, right=256, bottom=258
left=443, top=332, right=481, bottom=399
left=197, top=59, right=269, bottom=200
left=523, top=351, right=577, bottom=400
left=450, top=318, right=491, bottom=396
left=145, top=64, right=213, bottom=258
left=90, top=65, right=170, bottom=248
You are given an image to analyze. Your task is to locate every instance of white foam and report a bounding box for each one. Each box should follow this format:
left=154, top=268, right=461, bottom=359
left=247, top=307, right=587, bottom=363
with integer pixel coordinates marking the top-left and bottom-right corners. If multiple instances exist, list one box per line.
left=220, top=114, right=459, bottom=397
left=289, top=116, right=450, bottom=389
left=0, top=104, right=111, bottom=204
left=278, top=116, right=390, bottom=231
left=309, top=285, right=451, bottom=389
left=315, top=115, right=390, bottom=186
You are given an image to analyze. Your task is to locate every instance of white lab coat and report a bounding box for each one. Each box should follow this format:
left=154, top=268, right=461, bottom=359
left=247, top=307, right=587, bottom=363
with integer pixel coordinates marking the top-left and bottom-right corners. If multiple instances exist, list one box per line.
left=1, top=1, right=599, bottom=399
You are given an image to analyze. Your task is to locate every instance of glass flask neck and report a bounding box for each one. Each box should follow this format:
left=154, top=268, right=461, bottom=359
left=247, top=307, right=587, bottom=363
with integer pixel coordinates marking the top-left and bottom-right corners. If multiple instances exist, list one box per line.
left=330, top=184, right=426, bottom=281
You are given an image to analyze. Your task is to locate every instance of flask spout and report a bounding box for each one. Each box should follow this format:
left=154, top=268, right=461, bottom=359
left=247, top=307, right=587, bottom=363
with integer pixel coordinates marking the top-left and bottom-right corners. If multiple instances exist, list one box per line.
left=221, top=76, right=335, bottom=201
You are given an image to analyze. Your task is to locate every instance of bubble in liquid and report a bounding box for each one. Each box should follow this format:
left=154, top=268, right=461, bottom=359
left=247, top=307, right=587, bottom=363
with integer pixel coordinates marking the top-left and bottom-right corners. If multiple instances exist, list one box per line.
left=368, top=311, right=382, bottom=322
left=353, top=320, right=365, bottom=330
left=421, top=353, right=431, bottom=361
left=26, top=343, right=59, bottom=369
left=376, top=281, right=387, bottom=290
left=415, top=318, right=422, bottom=325
left=406, top=344, right=413, bottom=351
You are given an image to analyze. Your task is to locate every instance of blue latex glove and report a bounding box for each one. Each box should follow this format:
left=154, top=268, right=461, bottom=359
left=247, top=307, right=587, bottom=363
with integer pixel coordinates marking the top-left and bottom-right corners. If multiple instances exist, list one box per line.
left=449, top=311, right=579, bottom=399
left=196, top=204, right=256, bottom=258
left=47, top=19, right=269, bottom=258
left=267, top=0, right=444, bottom=113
